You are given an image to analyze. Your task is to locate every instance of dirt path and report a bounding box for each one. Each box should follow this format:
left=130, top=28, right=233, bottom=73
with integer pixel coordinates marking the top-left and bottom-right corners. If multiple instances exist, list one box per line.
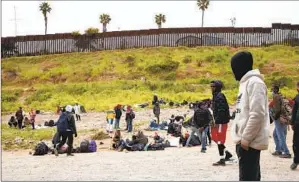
left=2, top=108, right=298, bottom=181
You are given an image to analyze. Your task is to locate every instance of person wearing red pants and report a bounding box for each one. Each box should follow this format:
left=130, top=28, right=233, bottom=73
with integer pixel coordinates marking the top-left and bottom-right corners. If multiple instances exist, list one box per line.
left=210, top=80, right=233, bottom=166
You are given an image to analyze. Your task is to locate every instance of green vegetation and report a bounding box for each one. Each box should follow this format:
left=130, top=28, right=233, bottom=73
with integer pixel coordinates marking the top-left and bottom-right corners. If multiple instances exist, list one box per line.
left=2, top=46, right=299, bottom=113
left=1, top=124, right=56, bottom=150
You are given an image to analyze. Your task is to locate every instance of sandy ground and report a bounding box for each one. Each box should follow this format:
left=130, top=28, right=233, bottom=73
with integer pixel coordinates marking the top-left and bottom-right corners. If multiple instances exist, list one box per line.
left=2, top=108, right=298, bottom=181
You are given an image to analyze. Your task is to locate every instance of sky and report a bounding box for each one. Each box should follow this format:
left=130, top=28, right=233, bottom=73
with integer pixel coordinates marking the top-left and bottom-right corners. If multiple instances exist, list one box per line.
left=2, top=1, right=299, bottom=37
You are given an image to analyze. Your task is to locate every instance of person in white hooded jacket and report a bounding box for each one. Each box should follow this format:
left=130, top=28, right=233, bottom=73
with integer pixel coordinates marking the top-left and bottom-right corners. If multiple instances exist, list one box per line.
left=230, top=51, right=269, bottom=181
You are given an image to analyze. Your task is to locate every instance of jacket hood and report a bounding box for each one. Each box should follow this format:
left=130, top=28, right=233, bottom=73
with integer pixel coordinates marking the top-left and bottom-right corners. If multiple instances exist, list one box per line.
left=240, top=69, right=264, bottom=83
left=65, top=105, right=73, bottom=112
left=231, top=51, right=253, bottom=81
left=211, top=80, right=223, bottom=93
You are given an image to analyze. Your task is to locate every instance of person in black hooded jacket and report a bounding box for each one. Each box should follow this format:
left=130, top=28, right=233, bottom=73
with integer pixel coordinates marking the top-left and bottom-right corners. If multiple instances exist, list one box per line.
left=290, top=81, right=299, bottom=170
left=210, top=80, right=233, bottom=166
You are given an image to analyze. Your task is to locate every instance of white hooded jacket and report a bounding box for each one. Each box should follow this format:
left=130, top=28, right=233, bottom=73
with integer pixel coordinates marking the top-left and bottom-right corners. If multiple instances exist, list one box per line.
left=231, top=69, right=269, bottom=150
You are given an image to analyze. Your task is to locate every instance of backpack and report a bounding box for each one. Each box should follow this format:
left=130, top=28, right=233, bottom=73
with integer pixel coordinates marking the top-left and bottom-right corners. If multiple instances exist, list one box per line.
left=44, top=121, right=49, bottom=126
left=88, top=140, right=97, bottom=152
left=80, top=140, right=90, bottom=153
left=279, top=97, right=292, bottom=125
left=33, top=142, right=49, bottom=156
left=131, top=112, right=135, bottom=119
left=48, top=120, right=55, bottom=127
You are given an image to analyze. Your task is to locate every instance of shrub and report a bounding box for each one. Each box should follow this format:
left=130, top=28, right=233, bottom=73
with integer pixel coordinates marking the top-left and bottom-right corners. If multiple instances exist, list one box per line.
left=71, top=31, right=81, bottom=36
left=183, top=55, right=192, bottom=63
left=85, top=27, right=99, bottom=35
left=146, top=60, right=180, bottom=74
left=124, top=55, right=135, bottom=67
left=196, top=60, right=203, bottom=67
left=271, top=76, right=293, bottom=88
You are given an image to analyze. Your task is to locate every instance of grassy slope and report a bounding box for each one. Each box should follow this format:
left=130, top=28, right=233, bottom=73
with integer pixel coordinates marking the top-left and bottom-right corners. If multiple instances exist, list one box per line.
left=2, top=45, right=299, bottom=113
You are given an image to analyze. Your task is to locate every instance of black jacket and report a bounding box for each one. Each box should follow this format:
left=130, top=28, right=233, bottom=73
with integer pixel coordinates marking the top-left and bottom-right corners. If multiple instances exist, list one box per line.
left=212, top=92, right=230, bottom=124
left=291, top=94, right=299, bottom=125
left=193, top=108, right=211, bottom=129
left=125, top=111, right=134, bottom=121
left=115, top=109, right=122, bottom=119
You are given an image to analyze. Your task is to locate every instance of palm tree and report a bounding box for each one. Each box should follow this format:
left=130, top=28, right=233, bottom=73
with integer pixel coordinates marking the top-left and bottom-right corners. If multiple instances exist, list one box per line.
left=100, top=14, right=111, bottom=33
left=155, top=14, right=166, bottom=29
left=197, top=0, right=209, bottom=27
left=39, top=2, right=52, bottom=35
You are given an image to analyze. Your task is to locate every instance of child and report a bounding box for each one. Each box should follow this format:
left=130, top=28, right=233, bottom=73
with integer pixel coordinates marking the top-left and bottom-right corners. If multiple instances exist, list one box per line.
left=106, top=110, right=116, bottom=134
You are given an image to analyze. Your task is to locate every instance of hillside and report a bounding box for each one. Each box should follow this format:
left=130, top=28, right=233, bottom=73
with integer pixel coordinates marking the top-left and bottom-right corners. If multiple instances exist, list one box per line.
left=2, top=46, right=299, bottom=113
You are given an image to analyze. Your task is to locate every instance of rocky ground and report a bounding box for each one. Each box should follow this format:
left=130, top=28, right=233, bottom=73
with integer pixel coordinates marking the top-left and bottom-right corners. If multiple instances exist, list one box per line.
left=2, top=108, right=298, bottom=181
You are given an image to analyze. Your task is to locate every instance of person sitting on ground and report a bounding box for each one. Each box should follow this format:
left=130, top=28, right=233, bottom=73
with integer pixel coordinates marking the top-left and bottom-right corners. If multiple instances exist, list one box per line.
left=8, top=116, right=18, bottom=128
left=169, top=115, right=175, bottom=123
left=153, top=102, right=161, bottom=124
left=111, top=130, right=123, bottom=150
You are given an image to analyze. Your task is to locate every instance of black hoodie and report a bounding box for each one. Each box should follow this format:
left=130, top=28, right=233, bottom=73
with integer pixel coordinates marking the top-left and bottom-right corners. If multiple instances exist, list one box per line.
left=211, top=80, right=230, bottom=124
left=231, top=51, right=253, bottom=81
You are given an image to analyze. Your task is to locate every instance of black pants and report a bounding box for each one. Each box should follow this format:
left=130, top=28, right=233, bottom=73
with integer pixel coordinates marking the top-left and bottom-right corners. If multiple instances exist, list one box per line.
left=57, top=131, right=74, bottom=154
left=76, top=114, right=81, bottom=121
left=293, top=124, right=299, bottom=164
left=218, top=144, right=226, bottom=156
left=236, top=144, right=261, bottom=181
left=155, top=114, right=160, bottom=124
left=17, top=119, right=23, bottom=129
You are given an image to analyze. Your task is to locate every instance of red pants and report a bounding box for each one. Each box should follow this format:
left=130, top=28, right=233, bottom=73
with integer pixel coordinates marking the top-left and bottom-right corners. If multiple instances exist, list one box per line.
left=211, top=124, right=228, bottom=144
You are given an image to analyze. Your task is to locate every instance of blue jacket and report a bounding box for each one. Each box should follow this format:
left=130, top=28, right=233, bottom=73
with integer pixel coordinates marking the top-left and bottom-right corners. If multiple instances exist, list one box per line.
left=56, top=112, right=69, bottom=133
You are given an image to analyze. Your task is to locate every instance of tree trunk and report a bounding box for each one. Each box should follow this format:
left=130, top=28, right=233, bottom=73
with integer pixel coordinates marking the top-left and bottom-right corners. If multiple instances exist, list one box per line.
left=103, top=24, right=107, bottom=33
left=44, top=16, right=47, bottom=53
left=158, top=24, right=162, bottom=29
left=201, top=10, right=205, bottom=27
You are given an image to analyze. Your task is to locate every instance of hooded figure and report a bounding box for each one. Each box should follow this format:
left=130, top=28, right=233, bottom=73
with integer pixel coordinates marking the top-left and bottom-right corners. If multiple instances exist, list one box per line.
left=230, top=51, right=269, bottom=181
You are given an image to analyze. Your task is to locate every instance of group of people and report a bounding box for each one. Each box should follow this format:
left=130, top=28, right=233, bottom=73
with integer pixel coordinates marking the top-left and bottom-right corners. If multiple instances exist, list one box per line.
left=9, top=107, right=36, bottom=129
left=106, top=104, right=135, bottom=134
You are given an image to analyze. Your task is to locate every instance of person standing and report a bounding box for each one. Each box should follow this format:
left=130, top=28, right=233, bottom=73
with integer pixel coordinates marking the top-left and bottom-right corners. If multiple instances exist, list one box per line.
left=125, top=105, right=135, bottom=133
left=114, top=104, right=122, bottom=129
left=152, top=94, right=158, bottom=105
left=230, top=51, right=269, bottom=181
left=153, top=102, right=161, bottom=124
left=29, top=108, right=36, bottom=130
left=74, top=103, right=81, bottom=121
left=185, top=102, right=210, bottom=153
left=271, top=85, right=291, bottom=158
left=210, top=80, right=233, bottom=166
left=15, top=107, right=24, bottom=129
left=54, top=105, right=77, bottom=156
left=290, top=81, right=299, bottom=170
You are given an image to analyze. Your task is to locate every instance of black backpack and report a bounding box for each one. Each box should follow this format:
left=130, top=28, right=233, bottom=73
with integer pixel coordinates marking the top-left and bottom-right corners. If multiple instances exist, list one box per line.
left=48, top=120, right=55, bottom=127
left=80, top=140, right=90, bottom=153
left=33, top=142, right=49, bottom=156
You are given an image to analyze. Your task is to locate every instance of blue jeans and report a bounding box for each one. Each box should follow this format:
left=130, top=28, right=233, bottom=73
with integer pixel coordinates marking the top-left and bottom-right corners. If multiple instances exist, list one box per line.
left=127, top=120, right=133, bottom=132
left=108, top=118, right=114, bottom=125
left=114, top=118, right=120, bottom=129
left=273, top=119, right=290, bottom=154
left=186, top=127, right=208, bottom=150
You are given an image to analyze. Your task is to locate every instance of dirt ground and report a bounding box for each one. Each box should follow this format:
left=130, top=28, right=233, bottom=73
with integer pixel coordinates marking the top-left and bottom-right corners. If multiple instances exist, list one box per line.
left=1, top=108, right=298, bottom=181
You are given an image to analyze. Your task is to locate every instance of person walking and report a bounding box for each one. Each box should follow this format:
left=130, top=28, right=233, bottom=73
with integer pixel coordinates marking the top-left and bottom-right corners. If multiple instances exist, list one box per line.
left=74, top=103, right=81, bottom=121
left=290, top=81, right=299, bottom=170
left=210, top=80, right=233, bottom=166
left=15, top=107, right=24, bottom=129
left=54, top=105, right=77, bottom=156
left=153, top=102, right=161, bottom=124
left=230, top=51, right=269, bottom=181
left=271, top=85, right=291, bottom=158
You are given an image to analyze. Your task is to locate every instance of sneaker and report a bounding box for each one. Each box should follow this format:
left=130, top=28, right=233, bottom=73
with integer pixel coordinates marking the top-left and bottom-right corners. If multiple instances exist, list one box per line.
left=279, top=154, right=292, bottom=158
left=272, top=151, right=282, bottom=156
left=201, top=149, right=206, bottom=153
left=67, top=153, right=74, bottom=156
left=213, top=159, right=226, bottom=166
left=54, top=148, right=59, bottom=156
left=225, top=151, right=233, bottom=161
left=290, top=163, right=298, bottom=170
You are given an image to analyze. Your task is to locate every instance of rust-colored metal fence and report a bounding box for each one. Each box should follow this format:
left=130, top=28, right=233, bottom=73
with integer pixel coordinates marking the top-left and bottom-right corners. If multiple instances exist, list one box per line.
left=1, top=23, right=299, bottom=58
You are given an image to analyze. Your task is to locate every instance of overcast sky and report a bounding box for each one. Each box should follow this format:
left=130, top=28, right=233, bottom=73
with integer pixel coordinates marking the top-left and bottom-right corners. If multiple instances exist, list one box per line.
left=2, top=1, right=299, bottom=37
